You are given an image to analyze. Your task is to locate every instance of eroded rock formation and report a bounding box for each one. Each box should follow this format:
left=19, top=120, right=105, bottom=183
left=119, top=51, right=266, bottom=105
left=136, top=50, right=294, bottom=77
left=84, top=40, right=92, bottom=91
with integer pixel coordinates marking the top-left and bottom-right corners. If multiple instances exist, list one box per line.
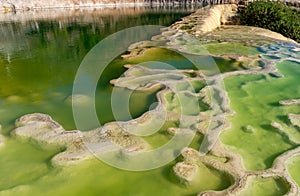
left=12, top=113, right=150, bottom=166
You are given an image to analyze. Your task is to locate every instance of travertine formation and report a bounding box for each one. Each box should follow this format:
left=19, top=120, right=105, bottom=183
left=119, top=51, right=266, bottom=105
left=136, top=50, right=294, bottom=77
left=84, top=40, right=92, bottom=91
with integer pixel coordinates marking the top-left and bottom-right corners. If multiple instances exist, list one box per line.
left=12, top=113, right=90, bottom=165
left=8, top=4, right=300, bottom=195
left=173, top=161, right=199, bottom=182
left=12, top=112, right=154, bottom=166
left=120, top=4, right=300, bottom=194
left=12, top=62, right=213, bottom=165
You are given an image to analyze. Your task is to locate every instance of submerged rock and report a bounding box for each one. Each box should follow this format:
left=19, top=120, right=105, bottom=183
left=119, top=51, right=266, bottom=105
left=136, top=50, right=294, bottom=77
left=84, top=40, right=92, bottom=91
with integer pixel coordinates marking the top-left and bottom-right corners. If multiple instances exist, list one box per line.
left=6, top=95, right=25, bottom=103
left=0, top=125, right=4, bottom=147
left=64, top=94, right=92, bottom=105
left=0, top=135, right=3, bottom=147
left=242, top=125, right=255, bottom=133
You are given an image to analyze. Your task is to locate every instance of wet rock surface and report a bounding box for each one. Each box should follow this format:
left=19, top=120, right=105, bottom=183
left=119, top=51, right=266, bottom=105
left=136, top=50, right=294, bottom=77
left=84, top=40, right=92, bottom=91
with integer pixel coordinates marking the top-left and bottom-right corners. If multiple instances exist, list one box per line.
left=12, top=113, right=151, bottom=166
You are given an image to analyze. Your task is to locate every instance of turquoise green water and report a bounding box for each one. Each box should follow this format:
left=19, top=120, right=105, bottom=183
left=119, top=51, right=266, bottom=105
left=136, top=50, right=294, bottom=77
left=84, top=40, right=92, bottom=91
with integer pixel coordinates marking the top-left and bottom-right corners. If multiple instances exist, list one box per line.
left=1, top=158, right=231, bottom=196
left=222, top=60, right=300, bottom=171
left=0, top=7, right=234, bottom=195
left=287, top=155, right=300, bottom=187
left=0, top=138, right=58, bottom=191
left=239, top=176, right=289, bottom=196
left=1, top=7, right=300, bottom=195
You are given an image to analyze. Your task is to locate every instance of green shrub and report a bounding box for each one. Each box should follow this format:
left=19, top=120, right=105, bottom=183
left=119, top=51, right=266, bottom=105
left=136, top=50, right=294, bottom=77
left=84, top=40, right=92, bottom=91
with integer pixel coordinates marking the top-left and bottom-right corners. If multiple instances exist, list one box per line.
left=180, top=25, right=193, bottom=30
left=240, top=0, right=300, bottom=42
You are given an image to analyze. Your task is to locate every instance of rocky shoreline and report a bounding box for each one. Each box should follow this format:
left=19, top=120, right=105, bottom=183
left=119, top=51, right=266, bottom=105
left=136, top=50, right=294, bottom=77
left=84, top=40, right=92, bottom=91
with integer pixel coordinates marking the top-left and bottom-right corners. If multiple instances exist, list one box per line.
left=0, top=0, right=145, bottom=12
left=0, top=0, right=299, bottom=13
left=0, top=6, right=191, bottom=23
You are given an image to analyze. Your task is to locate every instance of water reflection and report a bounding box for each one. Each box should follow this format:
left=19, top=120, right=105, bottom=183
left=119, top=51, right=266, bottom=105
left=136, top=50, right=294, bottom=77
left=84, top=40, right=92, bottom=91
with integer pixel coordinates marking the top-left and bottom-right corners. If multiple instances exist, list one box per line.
left=0, top=6, right=199, bottom=62
left=0, top=6, right=196, bottom=128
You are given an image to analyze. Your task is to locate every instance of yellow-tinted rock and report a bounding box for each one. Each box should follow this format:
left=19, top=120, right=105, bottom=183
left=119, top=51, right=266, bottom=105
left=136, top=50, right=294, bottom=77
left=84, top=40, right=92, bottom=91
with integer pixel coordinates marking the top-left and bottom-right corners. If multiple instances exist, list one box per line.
left=173, top=162, right=199, bottom=182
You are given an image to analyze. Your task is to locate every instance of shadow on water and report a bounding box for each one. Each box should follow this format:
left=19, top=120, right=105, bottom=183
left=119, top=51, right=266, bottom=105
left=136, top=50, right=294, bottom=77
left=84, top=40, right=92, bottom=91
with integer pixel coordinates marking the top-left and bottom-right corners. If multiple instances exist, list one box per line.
left=260, top=124, right=296, bottom=168
left=268, top=102, right=281, bottom=107
left=276, top=115, right=292, bottom=125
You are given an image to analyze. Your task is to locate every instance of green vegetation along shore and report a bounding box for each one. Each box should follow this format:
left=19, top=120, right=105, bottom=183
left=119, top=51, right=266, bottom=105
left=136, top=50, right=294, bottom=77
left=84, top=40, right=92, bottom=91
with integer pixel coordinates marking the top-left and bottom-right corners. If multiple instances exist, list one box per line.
left=240, top=0, right=300, bottom=42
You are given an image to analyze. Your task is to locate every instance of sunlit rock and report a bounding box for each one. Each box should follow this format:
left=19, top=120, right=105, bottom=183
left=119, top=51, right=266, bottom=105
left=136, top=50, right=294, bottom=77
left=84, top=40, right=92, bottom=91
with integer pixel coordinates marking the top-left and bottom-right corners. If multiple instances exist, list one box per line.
left=12, top=113, right=93, bottom=165
left=195, top=121, right=210, bottom=135
left=173, top=162, right=199, bottom=182
left=271, top=122, right=284, bottom=130
left=288, top=114, right=300, bottom=129
left=51, top=146, right=92, bottom=166
left=167, top=128, right=195, bottom=136
left=99, top=122, right=149, bottom=152
left=173, top=148, right=202, bottom=182
left=12, top=112, right=153, bottom=166
left=13, top=113, right=82, bottom=147
left=181, top=147, right=200, bottom=163
left=15, top=113, right=62, bottom=129
left=0, top=0, right=144, bottom=12
left=280, top=99, right=300, bottom=106
left=194, top=4, right=238, bottom=35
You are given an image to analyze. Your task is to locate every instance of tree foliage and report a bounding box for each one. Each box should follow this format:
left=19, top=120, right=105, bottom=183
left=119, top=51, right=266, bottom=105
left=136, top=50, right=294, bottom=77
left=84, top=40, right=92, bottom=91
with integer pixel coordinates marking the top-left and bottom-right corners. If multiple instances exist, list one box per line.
left=240, top=0, right=300, bottom=42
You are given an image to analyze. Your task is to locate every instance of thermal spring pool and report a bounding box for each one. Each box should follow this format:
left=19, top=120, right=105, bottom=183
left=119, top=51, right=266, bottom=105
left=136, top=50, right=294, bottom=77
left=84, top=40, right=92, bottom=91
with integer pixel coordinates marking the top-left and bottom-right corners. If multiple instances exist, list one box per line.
left=1, top=5, right=300, bottom=196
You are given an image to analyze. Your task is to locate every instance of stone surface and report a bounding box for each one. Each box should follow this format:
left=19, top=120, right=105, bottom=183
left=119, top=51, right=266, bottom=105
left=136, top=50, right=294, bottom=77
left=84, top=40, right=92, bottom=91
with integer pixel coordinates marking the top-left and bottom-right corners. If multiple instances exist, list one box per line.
left=195, top=4, right=238, bottom=34
left=288, top=114, right=300, bottom=129
left=12, top=113, right=152, bottom=166
left=0, top=0, right=140, bottom=12
left=173, top=162, right=199, bottom=182
left=280, top=99, right=300, bottom=105
left=97, top=122, right=149, bottom=152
